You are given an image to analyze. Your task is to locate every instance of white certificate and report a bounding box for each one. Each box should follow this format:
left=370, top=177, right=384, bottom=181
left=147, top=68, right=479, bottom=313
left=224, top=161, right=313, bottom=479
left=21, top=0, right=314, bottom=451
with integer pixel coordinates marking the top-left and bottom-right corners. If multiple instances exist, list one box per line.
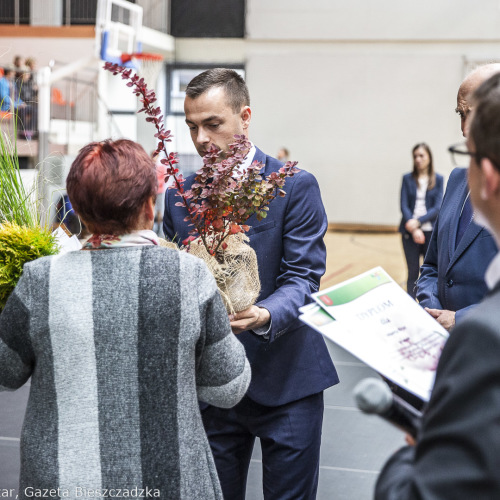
left=301, top=267, right=448, bottom=401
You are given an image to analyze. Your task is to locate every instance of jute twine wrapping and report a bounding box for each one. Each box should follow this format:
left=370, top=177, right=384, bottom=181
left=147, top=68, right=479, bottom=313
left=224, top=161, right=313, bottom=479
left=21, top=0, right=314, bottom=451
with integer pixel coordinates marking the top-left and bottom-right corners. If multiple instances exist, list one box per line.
left=160, top=234, right=260, bottom=314
left=158, top=238, right=179, bottom=251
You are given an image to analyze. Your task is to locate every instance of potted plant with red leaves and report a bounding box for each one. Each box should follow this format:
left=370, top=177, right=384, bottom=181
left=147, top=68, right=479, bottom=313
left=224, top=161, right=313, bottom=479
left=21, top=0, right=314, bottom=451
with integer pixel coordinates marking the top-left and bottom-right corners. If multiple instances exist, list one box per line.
left=104, top=63, right=299, bottom=313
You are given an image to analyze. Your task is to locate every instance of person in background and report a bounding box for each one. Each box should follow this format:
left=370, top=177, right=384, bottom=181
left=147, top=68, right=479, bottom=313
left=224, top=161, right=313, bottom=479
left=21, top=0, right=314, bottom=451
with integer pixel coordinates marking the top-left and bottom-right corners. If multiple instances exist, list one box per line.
left=399, top=143, right=443, bottom=298
left=416, top=64, right=500, bottom=330
left=16, top=65, right=36, bottom=138
left=0, top=65, right=24, bottom=112
left=20, top=57, right=38, bottom=136
left=24, top=57, right=37, bottom=74
left=0, top=64, right=33, bottom=139
left=151, top=151, right=169, bottom=236
left=375, top=69, right=500, bottom=500
left=54, top=192, right=81, bottom=236
left=0, top=139, right=250, bottom=499
left=23, top=57, right=38, bottom=105
left=276, top=146, right=289, bottom=162
left=13, top=54, right=24, bottom=80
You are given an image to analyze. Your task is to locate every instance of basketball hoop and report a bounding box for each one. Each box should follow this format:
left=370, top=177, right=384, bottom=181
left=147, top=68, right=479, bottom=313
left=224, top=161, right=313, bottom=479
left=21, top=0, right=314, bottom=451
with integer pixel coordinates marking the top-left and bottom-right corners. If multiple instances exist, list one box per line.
left=121, top=52, right=164, bottom=89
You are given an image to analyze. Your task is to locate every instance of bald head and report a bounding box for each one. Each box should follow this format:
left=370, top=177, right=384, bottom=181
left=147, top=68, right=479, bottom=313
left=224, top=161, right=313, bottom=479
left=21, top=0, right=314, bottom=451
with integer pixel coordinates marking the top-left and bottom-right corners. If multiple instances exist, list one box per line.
left=457, top=63, right=500, bottom=137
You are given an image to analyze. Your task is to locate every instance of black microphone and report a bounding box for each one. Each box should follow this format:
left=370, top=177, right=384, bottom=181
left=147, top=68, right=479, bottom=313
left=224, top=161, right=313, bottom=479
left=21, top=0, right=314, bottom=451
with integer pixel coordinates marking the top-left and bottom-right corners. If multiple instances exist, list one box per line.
left=353, top=378, right=422, bottom=438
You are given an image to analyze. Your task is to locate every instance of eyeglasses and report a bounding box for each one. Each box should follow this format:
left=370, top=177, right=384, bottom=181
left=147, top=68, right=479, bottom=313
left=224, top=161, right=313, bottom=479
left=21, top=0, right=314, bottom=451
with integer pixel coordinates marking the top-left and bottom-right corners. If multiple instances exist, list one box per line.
left=448, top=142, right=479, bottom=166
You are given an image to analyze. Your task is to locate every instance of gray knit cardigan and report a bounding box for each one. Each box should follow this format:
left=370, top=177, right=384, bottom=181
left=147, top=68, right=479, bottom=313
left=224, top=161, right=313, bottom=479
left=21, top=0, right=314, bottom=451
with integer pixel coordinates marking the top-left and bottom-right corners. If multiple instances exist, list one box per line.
left=0, top=246, right=251, bottom=499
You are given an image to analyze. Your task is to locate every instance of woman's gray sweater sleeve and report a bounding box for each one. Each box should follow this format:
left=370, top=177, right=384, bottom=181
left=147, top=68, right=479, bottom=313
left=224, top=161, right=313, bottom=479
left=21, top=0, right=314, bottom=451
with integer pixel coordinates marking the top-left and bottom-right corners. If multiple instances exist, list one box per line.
left=0, top=270, right=34, bottom=391
left=195, top=261, right=251, bottom=408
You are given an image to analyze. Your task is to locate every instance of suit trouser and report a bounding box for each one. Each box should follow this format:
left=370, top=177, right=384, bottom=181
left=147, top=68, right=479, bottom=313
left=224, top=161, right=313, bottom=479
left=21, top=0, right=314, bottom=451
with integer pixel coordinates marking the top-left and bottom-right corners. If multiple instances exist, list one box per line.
left=402, top=231, right=432, bottom=299
left=202, top=392, right=324, bottom=500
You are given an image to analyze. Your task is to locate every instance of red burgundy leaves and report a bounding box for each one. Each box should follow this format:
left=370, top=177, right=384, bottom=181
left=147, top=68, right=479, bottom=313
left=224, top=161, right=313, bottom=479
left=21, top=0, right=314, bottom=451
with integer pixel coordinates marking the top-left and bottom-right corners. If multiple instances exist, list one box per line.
left=104, top=62, right=299, bottom=256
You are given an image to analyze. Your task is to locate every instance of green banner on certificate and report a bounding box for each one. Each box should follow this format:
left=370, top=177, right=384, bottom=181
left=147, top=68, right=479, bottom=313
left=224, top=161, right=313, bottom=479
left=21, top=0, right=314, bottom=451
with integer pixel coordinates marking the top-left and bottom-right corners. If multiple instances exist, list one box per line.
left=316, top=269, right=391, bottom=307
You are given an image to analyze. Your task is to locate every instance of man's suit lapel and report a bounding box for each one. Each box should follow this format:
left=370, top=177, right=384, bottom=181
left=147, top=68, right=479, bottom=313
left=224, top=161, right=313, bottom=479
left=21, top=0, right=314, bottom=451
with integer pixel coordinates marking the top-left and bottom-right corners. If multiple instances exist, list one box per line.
left=253, top=147, right=269, bottom=175
left=450, top=219, right=484, bottom=268
left=244, top=147, right=276, bottom=232
left=448, top=171, right=483, bottom=270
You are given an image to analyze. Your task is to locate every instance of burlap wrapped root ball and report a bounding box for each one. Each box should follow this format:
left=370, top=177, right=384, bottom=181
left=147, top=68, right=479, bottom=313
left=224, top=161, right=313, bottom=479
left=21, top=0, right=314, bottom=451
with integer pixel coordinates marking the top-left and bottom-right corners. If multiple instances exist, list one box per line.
left=187, top=233, right=261, bottom=314
left=158, top=238, right=180, bottom=251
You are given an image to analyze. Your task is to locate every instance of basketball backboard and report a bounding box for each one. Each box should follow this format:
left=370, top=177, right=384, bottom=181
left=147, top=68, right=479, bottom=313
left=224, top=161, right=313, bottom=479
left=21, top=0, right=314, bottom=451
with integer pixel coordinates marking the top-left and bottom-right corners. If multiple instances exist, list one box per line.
left=96, top=0, right=143, bottom=68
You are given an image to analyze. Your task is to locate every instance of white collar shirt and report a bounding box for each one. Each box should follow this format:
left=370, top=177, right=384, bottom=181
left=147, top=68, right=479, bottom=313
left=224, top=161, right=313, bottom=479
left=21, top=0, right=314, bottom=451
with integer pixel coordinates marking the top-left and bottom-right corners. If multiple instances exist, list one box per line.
left=240, top=143, right=256, bottom=172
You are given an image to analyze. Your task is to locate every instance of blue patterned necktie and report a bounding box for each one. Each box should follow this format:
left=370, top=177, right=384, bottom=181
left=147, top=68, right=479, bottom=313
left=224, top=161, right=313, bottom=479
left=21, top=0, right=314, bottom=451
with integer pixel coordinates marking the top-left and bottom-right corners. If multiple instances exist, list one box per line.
left=456, top=193, right=473, bottom=249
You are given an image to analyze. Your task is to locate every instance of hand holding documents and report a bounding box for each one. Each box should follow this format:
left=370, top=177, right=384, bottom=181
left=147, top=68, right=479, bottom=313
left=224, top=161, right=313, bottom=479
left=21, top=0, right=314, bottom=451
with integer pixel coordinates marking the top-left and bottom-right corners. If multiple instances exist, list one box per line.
left=300, top=267, right=448, bottom=402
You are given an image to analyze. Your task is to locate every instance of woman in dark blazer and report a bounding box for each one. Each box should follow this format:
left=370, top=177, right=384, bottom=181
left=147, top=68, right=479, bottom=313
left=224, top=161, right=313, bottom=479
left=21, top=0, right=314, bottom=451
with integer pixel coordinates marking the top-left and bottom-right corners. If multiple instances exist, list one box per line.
left=399, top=143, right=443, bottom=299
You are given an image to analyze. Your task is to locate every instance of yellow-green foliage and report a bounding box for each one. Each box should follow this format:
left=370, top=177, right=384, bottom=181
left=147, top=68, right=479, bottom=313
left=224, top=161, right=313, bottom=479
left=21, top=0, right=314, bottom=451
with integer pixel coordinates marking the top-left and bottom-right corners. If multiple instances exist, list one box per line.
left=0, top=221, right=58, bottom=310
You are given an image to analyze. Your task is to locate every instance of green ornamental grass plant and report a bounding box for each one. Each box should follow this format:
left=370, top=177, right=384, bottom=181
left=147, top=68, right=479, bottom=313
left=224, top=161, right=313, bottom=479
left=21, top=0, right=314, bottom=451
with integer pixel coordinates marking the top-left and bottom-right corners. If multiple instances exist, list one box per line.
left=0, top=128, right=38, bottom=228
left=0, top=124, right=58, bottom=311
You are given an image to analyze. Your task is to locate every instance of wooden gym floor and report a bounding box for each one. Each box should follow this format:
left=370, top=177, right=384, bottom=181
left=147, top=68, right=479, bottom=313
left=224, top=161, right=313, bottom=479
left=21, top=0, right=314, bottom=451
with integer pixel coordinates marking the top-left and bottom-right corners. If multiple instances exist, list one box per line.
left=323, top=230, right=406, bottom=290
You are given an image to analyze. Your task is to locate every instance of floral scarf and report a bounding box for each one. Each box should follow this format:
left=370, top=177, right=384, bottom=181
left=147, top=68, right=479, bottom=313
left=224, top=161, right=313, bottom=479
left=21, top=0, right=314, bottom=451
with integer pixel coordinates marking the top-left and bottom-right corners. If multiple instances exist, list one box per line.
left=83, top=230, right=160, bottom=249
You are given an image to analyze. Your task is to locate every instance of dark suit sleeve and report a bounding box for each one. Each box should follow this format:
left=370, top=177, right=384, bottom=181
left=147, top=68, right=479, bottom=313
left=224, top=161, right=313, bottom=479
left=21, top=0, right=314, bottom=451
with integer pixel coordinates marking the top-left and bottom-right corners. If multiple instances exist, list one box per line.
left=416, top=215, right=443, bottom=310
left=454, top=304, right=478, bottom=323
left=376, top=312, right=500, bottom=499
left=400, top=175, right=414, bottom=224
left=256, top=170, right=327, bottom=342
left=162, top=188, right=175, bottom=241
left=418, top=175, right=444, bottom=225
left=375, top=446, right=415, bottom=500
left=416, top=173, right=452, bottom=310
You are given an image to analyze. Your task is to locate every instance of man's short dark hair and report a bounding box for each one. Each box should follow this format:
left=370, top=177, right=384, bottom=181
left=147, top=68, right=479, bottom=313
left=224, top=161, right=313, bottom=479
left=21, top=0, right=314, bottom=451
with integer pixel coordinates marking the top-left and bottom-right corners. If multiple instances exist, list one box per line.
left=185, top=68, right=250, bottom=113
left=471, top=72, right=500, bottom=170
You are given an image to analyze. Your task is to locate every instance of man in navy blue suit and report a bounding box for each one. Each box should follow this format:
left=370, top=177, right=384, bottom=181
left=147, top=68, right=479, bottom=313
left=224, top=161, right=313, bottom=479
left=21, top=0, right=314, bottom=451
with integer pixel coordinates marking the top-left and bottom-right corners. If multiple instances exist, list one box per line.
left=416, top=64, right=500, bottom=330
left=163, top=68, right=339, bottom=499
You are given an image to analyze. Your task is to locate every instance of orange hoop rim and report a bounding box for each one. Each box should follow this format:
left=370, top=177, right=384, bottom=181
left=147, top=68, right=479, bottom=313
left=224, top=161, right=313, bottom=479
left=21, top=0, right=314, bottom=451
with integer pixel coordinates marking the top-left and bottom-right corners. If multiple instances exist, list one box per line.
left=120, top=52, right=163, bottom=64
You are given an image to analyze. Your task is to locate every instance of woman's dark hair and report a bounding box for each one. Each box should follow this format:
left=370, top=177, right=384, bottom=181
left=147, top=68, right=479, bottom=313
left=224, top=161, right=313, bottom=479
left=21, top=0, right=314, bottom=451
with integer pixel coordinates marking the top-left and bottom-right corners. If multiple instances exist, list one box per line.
left=470, top=72, right=500, bottom=171
left=66, top=139, right=157, bottom=234
left=412, top=142, right=436, bottom=190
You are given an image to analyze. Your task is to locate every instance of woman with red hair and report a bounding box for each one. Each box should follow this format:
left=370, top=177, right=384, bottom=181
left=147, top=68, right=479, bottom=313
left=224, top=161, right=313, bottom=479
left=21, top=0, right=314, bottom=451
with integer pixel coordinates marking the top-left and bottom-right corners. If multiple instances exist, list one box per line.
left=0, top=139, right=250, bottom=499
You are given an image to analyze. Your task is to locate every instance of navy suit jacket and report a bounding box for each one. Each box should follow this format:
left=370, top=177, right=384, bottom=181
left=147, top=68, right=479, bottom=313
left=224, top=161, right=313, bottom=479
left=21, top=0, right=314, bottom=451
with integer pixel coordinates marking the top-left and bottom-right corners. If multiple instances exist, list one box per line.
left=398, top=173, right=444, bottom=234
left=163, top=147, right=339, bottom=406
left=416, top=167, right=497, bottom=322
